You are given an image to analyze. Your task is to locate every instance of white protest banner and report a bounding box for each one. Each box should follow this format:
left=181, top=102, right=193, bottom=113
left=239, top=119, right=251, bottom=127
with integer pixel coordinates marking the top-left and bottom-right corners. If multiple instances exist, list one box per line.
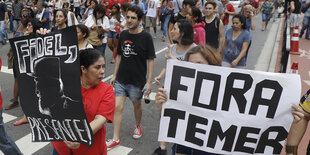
left=158, top=60, right=301, bottom=154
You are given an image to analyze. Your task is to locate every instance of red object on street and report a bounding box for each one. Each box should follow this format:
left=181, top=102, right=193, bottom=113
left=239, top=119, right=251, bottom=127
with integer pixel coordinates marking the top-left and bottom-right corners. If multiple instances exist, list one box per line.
left=290, top=61, right=299, bottom=74
left=290, top=26, right=301, bottom=55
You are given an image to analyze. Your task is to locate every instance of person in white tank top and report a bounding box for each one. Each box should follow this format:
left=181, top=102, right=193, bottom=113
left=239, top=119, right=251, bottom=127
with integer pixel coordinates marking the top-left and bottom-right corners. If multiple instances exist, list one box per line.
left=54, top=0, right=62, bottom=9
left=63, top=2, right=78, bottom=26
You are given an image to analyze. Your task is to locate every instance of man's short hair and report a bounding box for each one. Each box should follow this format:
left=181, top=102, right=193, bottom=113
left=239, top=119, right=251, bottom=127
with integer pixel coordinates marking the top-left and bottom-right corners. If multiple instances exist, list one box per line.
left=183, top=0, right=195, bottom=7
left=127, top=6, right=144, bottom=20
left=205, top=1, right=217, bottom=9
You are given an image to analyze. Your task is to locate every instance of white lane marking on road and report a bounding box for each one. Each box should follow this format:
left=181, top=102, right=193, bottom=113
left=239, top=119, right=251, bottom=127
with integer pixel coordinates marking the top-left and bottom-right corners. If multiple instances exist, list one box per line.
left=15, top=134, right=49, bottom=155
left=156, top=47, right=168, bottom=55
left=0, top=66, right=13, bottom=74
left=3, top=113, right=17, bottom=123
left=102, top=75, right=113, bottom=82
left=108, top=145, right=133, bottom=155
left=304, top=71, right=310, bottom=86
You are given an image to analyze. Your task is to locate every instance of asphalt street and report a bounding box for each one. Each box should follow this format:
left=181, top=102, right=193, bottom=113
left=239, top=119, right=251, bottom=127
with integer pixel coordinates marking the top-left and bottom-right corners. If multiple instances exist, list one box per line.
left=0, top=9, right=282, bottom=155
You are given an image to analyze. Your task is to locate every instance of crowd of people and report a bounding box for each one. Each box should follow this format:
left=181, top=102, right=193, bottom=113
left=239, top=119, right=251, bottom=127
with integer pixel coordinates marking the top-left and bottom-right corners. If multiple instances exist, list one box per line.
left=0, top=0, right=309, bottom=154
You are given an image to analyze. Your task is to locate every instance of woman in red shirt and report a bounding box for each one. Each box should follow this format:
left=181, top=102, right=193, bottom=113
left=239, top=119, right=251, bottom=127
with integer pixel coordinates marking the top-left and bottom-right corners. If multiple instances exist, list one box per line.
left=52, top=48, right=115, bottom=155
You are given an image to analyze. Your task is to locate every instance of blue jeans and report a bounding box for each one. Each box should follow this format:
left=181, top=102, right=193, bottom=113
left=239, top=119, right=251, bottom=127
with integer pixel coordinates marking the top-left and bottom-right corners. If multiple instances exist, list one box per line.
left=300, top=16, right=310, bottom=39
left=0, top=108, right=23, bottom=155
left=162, top=14, right=171, bottom=37
left=93, top=43, right=107, bottom=57
left=262, top=13, right=271, bottom=22
left=114, top=80, right=143, bottom=101
left=8, top=11, right=13, bottom=31
left=0, top=21, right=7, bottom=42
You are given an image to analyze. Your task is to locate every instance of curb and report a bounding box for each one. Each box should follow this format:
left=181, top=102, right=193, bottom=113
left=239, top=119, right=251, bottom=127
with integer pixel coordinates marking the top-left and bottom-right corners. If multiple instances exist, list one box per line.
left=254, top=17, right=285, bottom=72
left=268, top=17, right=284, bottom=72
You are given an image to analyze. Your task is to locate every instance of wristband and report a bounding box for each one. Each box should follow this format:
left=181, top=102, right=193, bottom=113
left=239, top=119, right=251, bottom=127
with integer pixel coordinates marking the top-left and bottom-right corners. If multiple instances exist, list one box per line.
left=286, top=145, right=297, bottom=154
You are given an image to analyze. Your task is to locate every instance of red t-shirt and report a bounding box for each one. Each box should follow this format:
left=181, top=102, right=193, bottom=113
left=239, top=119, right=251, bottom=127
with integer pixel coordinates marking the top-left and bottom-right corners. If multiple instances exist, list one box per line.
left=52, top=82, right=115, bottom=155
left=223, top=2, right=235, bottom=25
left=245, top=0, right=259, bottom=8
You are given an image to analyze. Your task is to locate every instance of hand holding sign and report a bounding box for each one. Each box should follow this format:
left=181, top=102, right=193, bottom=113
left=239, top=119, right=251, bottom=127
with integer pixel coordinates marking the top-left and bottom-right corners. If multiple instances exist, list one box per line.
left=155, top=88, right=167, bottom=108
left=64, top=141, right=81, bottom=149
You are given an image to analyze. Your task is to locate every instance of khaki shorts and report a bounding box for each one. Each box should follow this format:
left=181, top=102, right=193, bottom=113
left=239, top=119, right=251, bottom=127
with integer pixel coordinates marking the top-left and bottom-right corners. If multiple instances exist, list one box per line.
left=145, top=16, right=156, bottom=28
left=288, top=13, right=301, bottom=28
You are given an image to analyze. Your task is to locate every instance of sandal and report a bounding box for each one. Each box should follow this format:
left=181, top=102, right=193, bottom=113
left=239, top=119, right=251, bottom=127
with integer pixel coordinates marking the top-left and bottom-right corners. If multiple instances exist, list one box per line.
left=13, top=120, right=29, bottom=126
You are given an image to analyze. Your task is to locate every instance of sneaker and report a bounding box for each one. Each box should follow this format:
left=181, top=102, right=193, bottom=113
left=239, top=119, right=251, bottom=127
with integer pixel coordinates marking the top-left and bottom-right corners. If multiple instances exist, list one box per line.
left=152, top=147, right=167, bottom=155
left=153, top=35, right=157, bottom=39
left=106, top=139, right=120, bottom=150
left=133, top=125, right=142, bottom=139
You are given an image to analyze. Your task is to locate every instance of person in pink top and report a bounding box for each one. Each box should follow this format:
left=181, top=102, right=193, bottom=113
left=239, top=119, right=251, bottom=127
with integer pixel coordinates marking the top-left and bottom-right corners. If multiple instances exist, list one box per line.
left=187, top=6, right=205, bottom=45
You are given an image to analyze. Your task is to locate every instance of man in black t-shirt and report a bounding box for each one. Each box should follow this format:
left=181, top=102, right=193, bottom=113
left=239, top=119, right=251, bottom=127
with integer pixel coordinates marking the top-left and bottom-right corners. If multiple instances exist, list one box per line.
left=107, top=6, right=156, bottom=150
left=204, top=1, right=224, bottom=54
left=168, top=0, right=195, bottom=43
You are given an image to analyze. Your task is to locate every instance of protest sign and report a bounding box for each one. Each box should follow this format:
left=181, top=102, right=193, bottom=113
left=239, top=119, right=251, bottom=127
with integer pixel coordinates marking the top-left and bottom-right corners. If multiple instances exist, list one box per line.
left=9, top=26, right=94, bottom=146
left=159, top=60, right=301, bottom=154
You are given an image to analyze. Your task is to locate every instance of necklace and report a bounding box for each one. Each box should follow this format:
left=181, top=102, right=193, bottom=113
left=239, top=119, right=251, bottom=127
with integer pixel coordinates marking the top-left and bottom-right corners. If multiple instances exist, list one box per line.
left=81, top=80, right=91, bottom=89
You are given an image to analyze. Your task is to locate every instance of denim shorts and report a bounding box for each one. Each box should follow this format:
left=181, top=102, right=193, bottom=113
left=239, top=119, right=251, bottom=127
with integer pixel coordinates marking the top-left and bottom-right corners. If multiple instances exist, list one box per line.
left=262, top=13, right=271, bottom=22
left=114, top=80, right=143, bottom=101
left=108, top=30, right=118, bottom=39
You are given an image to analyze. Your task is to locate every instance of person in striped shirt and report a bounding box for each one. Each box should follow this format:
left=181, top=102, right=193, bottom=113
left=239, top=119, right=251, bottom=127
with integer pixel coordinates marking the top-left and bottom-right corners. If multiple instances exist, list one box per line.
left=5, top=0, right=13, bottom=32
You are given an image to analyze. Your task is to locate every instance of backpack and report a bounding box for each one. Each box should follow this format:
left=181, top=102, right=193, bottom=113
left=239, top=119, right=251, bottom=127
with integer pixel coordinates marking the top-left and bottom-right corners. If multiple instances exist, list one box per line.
left=301, top=1, right=309, bottom=13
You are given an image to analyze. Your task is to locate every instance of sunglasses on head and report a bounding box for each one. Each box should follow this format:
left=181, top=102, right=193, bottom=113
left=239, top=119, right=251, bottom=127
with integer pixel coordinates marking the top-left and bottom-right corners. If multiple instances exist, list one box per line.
left=22, top=14, right=30, bottom=18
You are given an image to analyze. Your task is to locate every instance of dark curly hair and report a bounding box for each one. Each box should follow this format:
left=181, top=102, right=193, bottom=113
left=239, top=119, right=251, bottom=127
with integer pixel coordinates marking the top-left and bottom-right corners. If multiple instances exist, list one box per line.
left=93, top=4, right=106, bottom=19
left=126, top=6, right=144, bottom=20
left=232, top=14, right=247, bottom=30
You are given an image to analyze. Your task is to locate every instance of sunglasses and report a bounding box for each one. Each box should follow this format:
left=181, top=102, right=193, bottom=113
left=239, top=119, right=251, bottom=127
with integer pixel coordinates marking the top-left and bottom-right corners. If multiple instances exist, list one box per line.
left=22, top=14, right=30, bottom=18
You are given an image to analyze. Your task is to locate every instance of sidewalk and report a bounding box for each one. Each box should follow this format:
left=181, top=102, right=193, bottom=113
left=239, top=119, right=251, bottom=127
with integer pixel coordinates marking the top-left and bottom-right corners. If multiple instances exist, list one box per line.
left=275, top=25, right=310, bottom=154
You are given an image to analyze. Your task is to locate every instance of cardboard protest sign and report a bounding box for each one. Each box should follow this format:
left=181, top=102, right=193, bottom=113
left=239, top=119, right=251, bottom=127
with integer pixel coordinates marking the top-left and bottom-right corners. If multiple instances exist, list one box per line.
left=159, top=60, right=301, bottom=154
left=9, top=26, right=94, bottom=146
